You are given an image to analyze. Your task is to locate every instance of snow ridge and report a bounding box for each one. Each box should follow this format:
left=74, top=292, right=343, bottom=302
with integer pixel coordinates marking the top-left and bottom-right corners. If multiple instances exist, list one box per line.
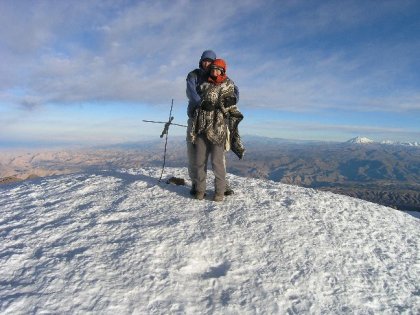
left=346, top=136, right=419, bottom=147
left=0, top=167, right=419, bottom=314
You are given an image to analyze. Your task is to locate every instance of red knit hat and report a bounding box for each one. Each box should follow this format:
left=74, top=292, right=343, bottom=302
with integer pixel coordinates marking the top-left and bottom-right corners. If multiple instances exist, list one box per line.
left=210, top=59, right=227, bottom=73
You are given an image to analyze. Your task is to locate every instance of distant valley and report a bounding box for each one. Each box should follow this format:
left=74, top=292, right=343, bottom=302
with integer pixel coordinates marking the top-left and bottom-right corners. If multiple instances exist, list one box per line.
left=1, top=136, right=419, bottom=211
left=226, top=136, right=420, bottom=211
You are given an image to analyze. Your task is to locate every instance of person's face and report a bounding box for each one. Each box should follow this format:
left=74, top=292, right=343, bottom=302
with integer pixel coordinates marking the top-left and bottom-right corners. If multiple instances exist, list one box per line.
left=201, top=59, right=212, bottom=70
left=210, top=67, right=222, bottom=77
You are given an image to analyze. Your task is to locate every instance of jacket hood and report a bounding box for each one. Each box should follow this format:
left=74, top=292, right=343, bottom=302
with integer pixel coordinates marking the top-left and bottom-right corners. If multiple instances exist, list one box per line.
left=200, top=50, right=216, bottom=62
left=199, top=50, right=216, bottom=69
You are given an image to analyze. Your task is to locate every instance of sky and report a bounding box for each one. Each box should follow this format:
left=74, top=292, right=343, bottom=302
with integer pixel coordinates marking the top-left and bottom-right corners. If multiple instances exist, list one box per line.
left=1, top=0, right=420, bottom=147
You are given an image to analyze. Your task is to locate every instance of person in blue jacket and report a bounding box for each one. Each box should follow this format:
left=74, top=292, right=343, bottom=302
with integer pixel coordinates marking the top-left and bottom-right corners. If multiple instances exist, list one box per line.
left=186, top=50, right=239, bottom=196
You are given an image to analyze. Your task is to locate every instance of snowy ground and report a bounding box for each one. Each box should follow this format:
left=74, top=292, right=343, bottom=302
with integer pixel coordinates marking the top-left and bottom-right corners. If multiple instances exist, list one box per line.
left=1, top=167, right=419, bottom=314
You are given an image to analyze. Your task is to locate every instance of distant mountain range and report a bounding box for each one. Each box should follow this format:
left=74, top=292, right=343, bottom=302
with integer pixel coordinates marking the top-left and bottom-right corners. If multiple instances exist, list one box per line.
left=1, top=135, right=419, bottom=211
left=226, top=136, right=420, bottom=211
left=346, top=136, right=419, bottom=147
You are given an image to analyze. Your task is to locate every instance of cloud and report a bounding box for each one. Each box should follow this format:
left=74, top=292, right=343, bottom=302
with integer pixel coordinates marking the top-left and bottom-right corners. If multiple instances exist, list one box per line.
left=0, top=0, right=419, bottom=116
left=0, top=0, right=259, bottom=109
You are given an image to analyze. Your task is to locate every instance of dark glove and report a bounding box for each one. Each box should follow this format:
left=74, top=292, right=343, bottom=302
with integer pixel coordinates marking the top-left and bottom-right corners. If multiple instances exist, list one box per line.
left=224, top=95, right=237, bottom=107
left=187, top=103, right=198, bottom=118
left=201, top=100, right=215, bottom=111
left=196, top=85, right=203, bottom=96
left=187, top=107, right=195, bottom=118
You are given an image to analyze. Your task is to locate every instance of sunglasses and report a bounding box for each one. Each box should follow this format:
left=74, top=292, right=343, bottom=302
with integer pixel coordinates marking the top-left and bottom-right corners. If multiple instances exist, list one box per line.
left=210, top=66, right=224, bottom=72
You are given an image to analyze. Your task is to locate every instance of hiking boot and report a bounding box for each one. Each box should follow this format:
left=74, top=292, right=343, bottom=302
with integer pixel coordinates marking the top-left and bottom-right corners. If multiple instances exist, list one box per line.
left=191, top=187, right=206, bottom=197
left=195, top=191, right=205, bottom=200
left=213, top=194, right=224, bottom=202
left=190, top=184, right=197, bottom=195
left=224, top=187, right=234, bottom=196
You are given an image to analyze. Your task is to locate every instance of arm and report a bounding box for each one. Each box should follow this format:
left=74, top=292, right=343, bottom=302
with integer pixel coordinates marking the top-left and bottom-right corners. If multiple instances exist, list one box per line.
left=234, top=84, right=239, bottom=103
left=186, top=71, right=201, bottom=107
left=186, top=70, right=204, bottom=118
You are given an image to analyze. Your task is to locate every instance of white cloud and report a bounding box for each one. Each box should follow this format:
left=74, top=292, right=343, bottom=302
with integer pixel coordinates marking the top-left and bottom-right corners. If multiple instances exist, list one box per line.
left=0, top=0, right=259, bottom=108
left=0, top=0, right=419, bottom=116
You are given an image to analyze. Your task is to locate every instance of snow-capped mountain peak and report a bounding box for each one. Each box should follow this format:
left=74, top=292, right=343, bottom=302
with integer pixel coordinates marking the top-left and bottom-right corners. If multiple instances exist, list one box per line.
left=0, top=167, right=418, bottom=314
left=346, top=136, right=375, bottom=144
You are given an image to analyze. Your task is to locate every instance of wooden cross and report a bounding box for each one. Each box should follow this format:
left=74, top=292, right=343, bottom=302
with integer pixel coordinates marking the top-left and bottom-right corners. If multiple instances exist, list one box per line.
left=142, top=99, right=187, bottom=182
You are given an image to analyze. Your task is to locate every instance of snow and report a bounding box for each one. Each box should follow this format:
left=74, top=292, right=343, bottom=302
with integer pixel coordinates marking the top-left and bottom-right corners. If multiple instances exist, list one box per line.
left=1, top=167, right=419, bottom=314
left=380, top=139, right=410, bottom=146
left=346, top=136, right=375, bottom=144
left=346, top=137, right=420, bottom=147
left=381, top=140, right=420, bottom=147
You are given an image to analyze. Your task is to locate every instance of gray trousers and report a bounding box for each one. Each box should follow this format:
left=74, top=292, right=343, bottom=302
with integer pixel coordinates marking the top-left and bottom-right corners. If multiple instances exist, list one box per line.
left=187, top=118, right=230, bottom=191
left=187, top=140, right=197, bottom=188
left=187, top=118, right=198, bottom=188
left=195, top=134, right=226, bottom=195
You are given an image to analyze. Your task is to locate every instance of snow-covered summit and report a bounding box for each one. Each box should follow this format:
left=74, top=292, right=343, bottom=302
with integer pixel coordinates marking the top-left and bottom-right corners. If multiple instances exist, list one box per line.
left=381, top=140, right=395, bottom=145
left=345, top=136, right=419, bottom=147
left=1, top=167, right=419, bottom=314
left=381, top=140, right=420, bottom=147
left=346, top=136, right=375, bottom=144
left=405, top=141, right=420, bottom=146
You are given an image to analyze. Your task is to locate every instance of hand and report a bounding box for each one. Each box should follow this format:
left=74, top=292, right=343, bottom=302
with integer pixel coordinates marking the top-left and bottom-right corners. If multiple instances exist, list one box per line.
left=196, top=86, right=203, bottom=96
left=188, top=107, right=196, bottom=118
left=224, top=96, right=237, bottom=107
left=201, top=100, right=214, bottom=111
